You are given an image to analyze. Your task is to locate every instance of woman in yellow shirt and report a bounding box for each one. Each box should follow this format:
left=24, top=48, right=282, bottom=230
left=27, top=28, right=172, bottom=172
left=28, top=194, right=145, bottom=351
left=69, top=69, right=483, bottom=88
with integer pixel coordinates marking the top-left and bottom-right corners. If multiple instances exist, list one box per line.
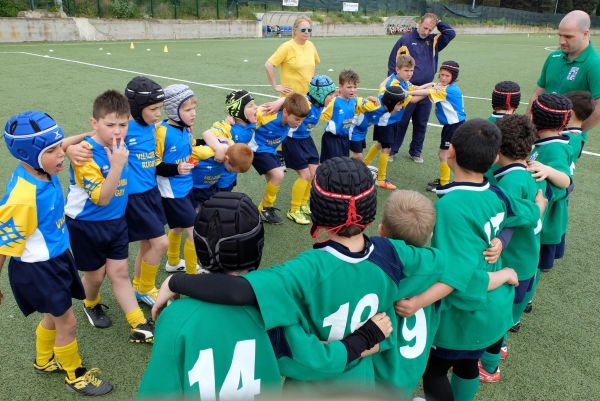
left=264, top=16, right=320, bottom=96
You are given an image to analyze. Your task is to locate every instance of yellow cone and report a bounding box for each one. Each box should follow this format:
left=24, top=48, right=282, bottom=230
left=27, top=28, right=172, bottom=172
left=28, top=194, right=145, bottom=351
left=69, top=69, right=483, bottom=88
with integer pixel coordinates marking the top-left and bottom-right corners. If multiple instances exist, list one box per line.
left=163, top=45, right=169, bottom=53
left=129, top=42, right=135, bottom=49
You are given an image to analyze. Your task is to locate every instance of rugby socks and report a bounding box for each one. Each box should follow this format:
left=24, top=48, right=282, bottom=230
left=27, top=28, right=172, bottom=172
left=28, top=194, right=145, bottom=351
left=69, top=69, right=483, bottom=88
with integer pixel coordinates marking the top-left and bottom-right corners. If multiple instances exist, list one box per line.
left=184, top=239, right=197, bottom=274
left=451, top=374, right=479, bottom=401
left=54, top=340, right=83, bottom=381
left=262, top=182, right=280, bottom=208
left=301, top=180, right=312, bottom=207
left=125, top=307, right=146, bottom=329
left=377, top=152, right=389, bottom=182
left=440, top=162, right=451, bottom=186
left=167, top=230, right=183, bottom=266
left=291, top=178, right=309, bottom=213
left=83, top=294, right=100, bottom=309
left=364, top=144, right=380, bottom=165
left=480, top=351, right=501, bottom=374
left=138, top=260, right=159, bottom=294
left=522, top=269, right=542, bottom=308
left=513, top=299, right=527, bottom=327
left=35, top=322, right=56, bottom=365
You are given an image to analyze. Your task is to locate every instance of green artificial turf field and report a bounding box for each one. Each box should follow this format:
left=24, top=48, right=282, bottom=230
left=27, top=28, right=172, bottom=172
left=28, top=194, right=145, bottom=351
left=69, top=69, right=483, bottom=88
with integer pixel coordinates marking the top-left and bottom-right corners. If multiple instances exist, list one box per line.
left=0, top=33, right=598, bottom=400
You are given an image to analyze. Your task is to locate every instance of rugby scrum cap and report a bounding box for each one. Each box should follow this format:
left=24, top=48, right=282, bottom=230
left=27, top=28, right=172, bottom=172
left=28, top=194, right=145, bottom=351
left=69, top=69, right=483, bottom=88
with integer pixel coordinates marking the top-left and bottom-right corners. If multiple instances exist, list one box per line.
left=194, top=192, right=264, bottom=273
left=492, top=81, right=521, bottom=111
left=164, top=84, right=195, bottom=127
left=308, top=75, right=337, bottom=107
left=310, top=157, right=377, bottom=242
left=381, top=86, right=408, bottom=113
left=531, top=93, right=572, bottom=131
left=4, top=111, right=64, bottom=171
left=125, top=76, right=165, bottom=126
left=225, top=90, right=255, bottom=124
left=440, top=60, right=460, bottom=82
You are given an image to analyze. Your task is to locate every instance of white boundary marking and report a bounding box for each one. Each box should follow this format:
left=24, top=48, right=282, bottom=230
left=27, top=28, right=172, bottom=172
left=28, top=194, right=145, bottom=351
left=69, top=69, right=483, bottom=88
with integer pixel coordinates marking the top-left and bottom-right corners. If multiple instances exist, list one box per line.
left=6, top=51, right=599, bottom=157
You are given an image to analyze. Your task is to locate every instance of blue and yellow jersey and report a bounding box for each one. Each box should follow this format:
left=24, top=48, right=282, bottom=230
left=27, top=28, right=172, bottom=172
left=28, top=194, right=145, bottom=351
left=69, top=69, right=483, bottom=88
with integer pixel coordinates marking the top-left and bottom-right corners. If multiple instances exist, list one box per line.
left=0, top=165, right=69, bottom=262
left=155, top=121, right=193, bottom=199
left=321, top=96, right=379, bottom=137
left=126, top=119, right=158, bottom=195
left=65, top=137, right=128, bottom=221
left=349, top=95, right=411, bottom=142
left=428, top=82, right=466, bottom=125
left=249, top=110, right=291, bottom=154
left=207, top=120, right=255, bottom=189
left=191, top=138, right=231, bottom=189
left=384, top=74, right=415, bottom=93
left=287, top=98, right=324, bottom=140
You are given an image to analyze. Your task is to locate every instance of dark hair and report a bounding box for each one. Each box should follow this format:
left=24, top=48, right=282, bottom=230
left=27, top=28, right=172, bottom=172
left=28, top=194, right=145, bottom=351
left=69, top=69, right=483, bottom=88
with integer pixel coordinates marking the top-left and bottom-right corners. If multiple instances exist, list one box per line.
left=492, top=81, right=521, bottom=111
left=93, top=90, right=130, bottom=119
left=496, top=114, right=536, bottom=160
left=339, top=69, right=360, bottom=86
left=531, top=93, right=572, bottom=131
left=565, top=91, right=594, bottom=122
left=451, top=119, right=501, bottom=173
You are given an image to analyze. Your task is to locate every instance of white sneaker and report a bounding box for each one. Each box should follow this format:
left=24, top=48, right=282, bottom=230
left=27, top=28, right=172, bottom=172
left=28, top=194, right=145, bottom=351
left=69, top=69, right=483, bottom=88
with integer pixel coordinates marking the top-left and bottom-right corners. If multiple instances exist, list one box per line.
left=165, top=259, right=185, bottom=273
left=409, top=154, right=424, bottom=164
left=367, top=165, right=378, bottom=181
left=413, top=397, right=426, bottom=401
left=197, top=264, right=210, bottom=274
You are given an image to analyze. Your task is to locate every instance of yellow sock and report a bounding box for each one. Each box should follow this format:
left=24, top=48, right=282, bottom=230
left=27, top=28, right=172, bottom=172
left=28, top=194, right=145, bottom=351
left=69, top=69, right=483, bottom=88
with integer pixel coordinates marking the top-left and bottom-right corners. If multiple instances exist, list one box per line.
left=440, top=162, right=451, bottom=185
left=290, top=178, right=308, bottom=213
left=125, top=307, right=146, bottom=329
left=167, top=230, right=183, bottom=266
left=35, top=322, right=56, bottom=366
left=364, top=144, right=380, bottom=165
left=54, top=340, right=83, bottom=381
left=132, top=276, right=139, bottom=291
left=138, top=260, right=159, bottom=294
left=301, top=181, right=312, bottom=207
left=262, top=182, right=280, bottom=208
left=83, top=294, right=100, bottom=309
left=184, top=239, right=198, bottom=274
left=377, top=152, right=389, bottom=182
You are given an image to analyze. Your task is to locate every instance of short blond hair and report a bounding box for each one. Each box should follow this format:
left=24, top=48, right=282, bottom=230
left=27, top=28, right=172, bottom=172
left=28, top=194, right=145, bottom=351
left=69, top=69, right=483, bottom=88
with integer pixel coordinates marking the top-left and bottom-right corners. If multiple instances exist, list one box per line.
left=226, top=143, right=253, bottom=173
left=396, top=54, right=415, bottom=70
left=382, top=190, right=436, bottom=246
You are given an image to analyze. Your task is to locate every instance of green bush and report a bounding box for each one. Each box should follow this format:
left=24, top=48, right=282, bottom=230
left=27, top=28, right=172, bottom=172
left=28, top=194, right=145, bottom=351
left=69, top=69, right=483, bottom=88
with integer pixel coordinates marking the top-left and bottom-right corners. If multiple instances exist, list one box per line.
left=0, top=0, right=28, bottom=17
left=109, top=0, right=138, bottom=18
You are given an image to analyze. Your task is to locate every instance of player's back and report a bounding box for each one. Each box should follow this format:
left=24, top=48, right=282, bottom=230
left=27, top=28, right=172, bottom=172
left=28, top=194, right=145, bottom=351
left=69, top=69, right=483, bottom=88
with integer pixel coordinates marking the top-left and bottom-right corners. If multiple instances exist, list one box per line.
left=126, top=119, right=158, bottom=195
left=138, top=298, right=281, bottom=400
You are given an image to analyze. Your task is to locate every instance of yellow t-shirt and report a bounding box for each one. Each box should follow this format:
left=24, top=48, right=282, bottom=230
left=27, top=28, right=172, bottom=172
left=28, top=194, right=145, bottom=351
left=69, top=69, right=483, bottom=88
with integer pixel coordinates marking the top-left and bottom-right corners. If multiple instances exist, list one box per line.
left=268, top=39, right=320, bottom=95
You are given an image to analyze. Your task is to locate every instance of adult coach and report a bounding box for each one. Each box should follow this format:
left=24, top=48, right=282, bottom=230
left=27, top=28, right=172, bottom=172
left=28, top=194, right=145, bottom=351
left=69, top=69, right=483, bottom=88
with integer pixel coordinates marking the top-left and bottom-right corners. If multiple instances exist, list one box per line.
left=527, top=10, right=600, bottom=131
left=264, top=15, right=320, bottom=96
left=387, top=13, right=455, bottom=163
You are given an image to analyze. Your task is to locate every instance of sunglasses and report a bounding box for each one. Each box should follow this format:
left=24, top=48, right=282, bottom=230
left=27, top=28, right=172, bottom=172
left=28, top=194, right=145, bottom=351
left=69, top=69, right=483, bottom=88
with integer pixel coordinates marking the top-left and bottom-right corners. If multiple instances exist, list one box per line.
left=296, top=27, right=312, bottom=33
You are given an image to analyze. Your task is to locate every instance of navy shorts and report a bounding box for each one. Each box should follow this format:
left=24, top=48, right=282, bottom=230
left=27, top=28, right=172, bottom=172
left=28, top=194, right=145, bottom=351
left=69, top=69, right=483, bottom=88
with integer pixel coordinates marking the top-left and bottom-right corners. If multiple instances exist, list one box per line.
left=514, top=275, right=535, bottom=304
left=192, top=186, right=218, bottom=209
left=430, top=345, right=485, bottom=360
left=320, top=132, right=349, bottom=163
left=440, top=121, right=464, bottom=150
left=349, top=139, right=366, bottom=154
left=66, top=217, right=129, bottom=271
left=8, top=250, right=85, bottom=317
left=539, top=234, right=566, bottom=270
left=125, top=187, right=167, bottom=242
left=282, top=137, right=319, bottom=170
left=252, top=152, right=281, bottom=175
left=373, top=124, right=395, bottom=148
left=162, top=194, right=196, bottom=229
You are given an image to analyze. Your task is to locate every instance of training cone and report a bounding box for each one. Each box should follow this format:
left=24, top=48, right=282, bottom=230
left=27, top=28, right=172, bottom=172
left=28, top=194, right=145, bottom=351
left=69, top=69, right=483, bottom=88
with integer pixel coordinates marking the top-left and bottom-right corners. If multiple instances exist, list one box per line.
left=163, top=45, right=169, bottom=53
left=130, top=42, right=135, bottom=49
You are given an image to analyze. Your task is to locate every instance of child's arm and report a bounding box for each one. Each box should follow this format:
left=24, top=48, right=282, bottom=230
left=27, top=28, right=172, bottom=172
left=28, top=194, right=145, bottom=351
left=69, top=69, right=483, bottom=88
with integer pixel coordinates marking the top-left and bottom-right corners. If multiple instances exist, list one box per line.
left=261, top=97, right=286, bottom=115
left=487, top=267, right=519, bottom=291
left=413, top=82, right=435, bottom=90
left=155, top=125, right=195, bottom=176
left=527, top=160, right=571, bottom=188
left=395, top=283, right=454, bottom=317
left=63, top=134, right=93, bottom=166
left=98, top=138, right=129, bottom=206
left=202, top=128, right=229, bottom=163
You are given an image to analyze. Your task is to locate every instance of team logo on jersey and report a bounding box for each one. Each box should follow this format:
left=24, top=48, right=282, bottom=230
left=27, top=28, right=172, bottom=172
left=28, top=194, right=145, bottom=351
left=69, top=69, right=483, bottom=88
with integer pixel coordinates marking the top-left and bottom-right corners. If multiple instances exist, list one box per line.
left=128, top=138, right=137, bottom=146
left=567, top=67, right=579, bottom=81
left=101, top=165, right=110, bottom=174
left=83, top=177, right=100, bottom=197
left=0, top=218, right=26, bottom=247
left=338, top=109, right=345, bottom=114
left=169, top=145, right=177, bottom=153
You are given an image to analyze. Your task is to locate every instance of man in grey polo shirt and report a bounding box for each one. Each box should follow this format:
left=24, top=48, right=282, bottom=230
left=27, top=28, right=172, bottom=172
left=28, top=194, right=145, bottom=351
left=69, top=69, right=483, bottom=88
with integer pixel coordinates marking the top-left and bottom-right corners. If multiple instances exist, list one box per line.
left=527, top=10, right=600, bottom=131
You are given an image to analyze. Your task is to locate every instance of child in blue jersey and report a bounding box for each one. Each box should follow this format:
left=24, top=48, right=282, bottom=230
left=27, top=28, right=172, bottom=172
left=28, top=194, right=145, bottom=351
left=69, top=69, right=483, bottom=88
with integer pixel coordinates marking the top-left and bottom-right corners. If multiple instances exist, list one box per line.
left=65, top=90, right=154, bottom=343
left=156, top=84, right=198, bottom=276
left=285, top=75, right=337, bottom=225
left=410, top=61, right=466, bottom=192
left=123, top=76, right=169, bottom=305
left=489, top=81, right=521, bottom=123
left=0, top=111, right=112, bottom=396
left=251, top=93, right=310, bottom=225
left=564, top=91, right=594, bottom=166
left=320, top=70, right=380, bottom=164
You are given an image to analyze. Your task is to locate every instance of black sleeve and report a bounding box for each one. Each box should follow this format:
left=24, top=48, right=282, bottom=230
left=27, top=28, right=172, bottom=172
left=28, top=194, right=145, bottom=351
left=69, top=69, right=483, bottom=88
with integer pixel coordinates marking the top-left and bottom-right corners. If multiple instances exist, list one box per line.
left=195, top=138, right=206, bottom=146
left=155, top=162, right=179, bottom=177
left=340, top=319, right=386, bottom=364
left=169, top=273, right=258, bottom=306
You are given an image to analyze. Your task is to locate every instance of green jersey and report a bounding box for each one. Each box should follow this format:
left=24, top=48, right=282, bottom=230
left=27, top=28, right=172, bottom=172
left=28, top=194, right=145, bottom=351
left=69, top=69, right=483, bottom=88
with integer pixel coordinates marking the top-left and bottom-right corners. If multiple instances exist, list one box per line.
left=244, top=236, right=445, bottom=388
left=138, top=299, right=281, bottom=401
left=488, top=112, right=509, bottom=124
left=562, top=127, right=587, bottom=165
left=432, top=181, right=538, bottom=350
left=530, top=135, right=573, bottom=245
left=492, top=163, right=542, bottom=281
left=537, top=43, right=600, bottom=98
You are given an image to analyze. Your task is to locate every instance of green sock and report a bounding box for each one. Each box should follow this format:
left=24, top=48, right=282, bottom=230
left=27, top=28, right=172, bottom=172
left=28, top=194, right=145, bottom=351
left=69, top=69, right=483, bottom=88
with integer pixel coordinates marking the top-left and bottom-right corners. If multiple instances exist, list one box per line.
left=481, top=350, right=501, bottom=374
left=451, top=373, right=480, bottom=401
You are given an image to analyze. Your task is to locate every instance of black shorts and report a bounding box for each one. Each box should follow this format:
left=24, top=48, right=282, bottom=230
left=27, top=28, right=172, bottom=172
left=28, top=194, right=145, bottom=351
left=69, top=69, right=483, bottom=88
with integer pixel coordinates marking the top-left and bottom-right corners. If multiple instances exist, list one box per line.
left=349, top=139, right=366, bottom=154
left=430, top=346, right=485, bottom=360
left=514, top=275, right=535, bottom=304
left=373, top=124, right=395, bottom=149
left=191, top=186, right=218, bottom=209
left=162, top=194, right=196, bottom=229
left=252, top=152, right=281, bottom=175
left=8, top=250, right=85, bottom=317
left=66, top=217, right=129, bottom=271
left=125, top=187, right=167, bottom=242
left=320, top=132, right=349, bottom=163
left=440, top=121, right=464, bottom=150
left=282, top=137, right=319, bottom=170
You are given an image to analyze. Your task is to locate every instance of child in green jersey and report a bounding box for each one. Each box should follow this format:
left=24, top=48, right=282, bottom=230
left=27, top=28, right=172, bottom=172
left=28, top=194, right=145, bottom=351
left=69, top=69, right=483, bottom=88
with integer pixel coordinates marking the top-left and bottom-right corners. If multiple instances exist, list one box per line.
left=488, top=81, right=521, bottom=123
left=564, top=91, right=594, bottom=165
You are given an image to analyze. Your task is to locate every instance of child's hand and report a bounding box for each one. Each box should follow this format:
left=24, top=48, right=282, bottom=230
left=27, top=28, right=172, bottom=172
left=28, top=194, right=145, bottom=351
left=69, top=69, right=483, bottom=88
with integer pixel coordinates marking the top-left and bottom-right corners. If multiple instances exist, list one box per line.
left=395, top=297, right=420, bottom=317
left=152, top=275, right=177, bottom=321
left=360, top=343, right=380, bottom=358
left=534, top=189, right=548, bottom=216
left=366, top=96, right=380, bottom=106
left=224, top=116, right=236, bottom=126
left=262, top=101, right=280, bottom=115
left=483, top=238, right=503, bottom=264
left=177, top=161, right=195, bottom=175
left=527, top=160, right=551, bottom=182
left=66, top=142, right=93, bottom=166
left=214, top=144, right=228, bottom=163
left=502, top=267, right=519, bottom=286
left=105, top=137, right=129, bottom=168
left=370, top=312, right=393, bottom=339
